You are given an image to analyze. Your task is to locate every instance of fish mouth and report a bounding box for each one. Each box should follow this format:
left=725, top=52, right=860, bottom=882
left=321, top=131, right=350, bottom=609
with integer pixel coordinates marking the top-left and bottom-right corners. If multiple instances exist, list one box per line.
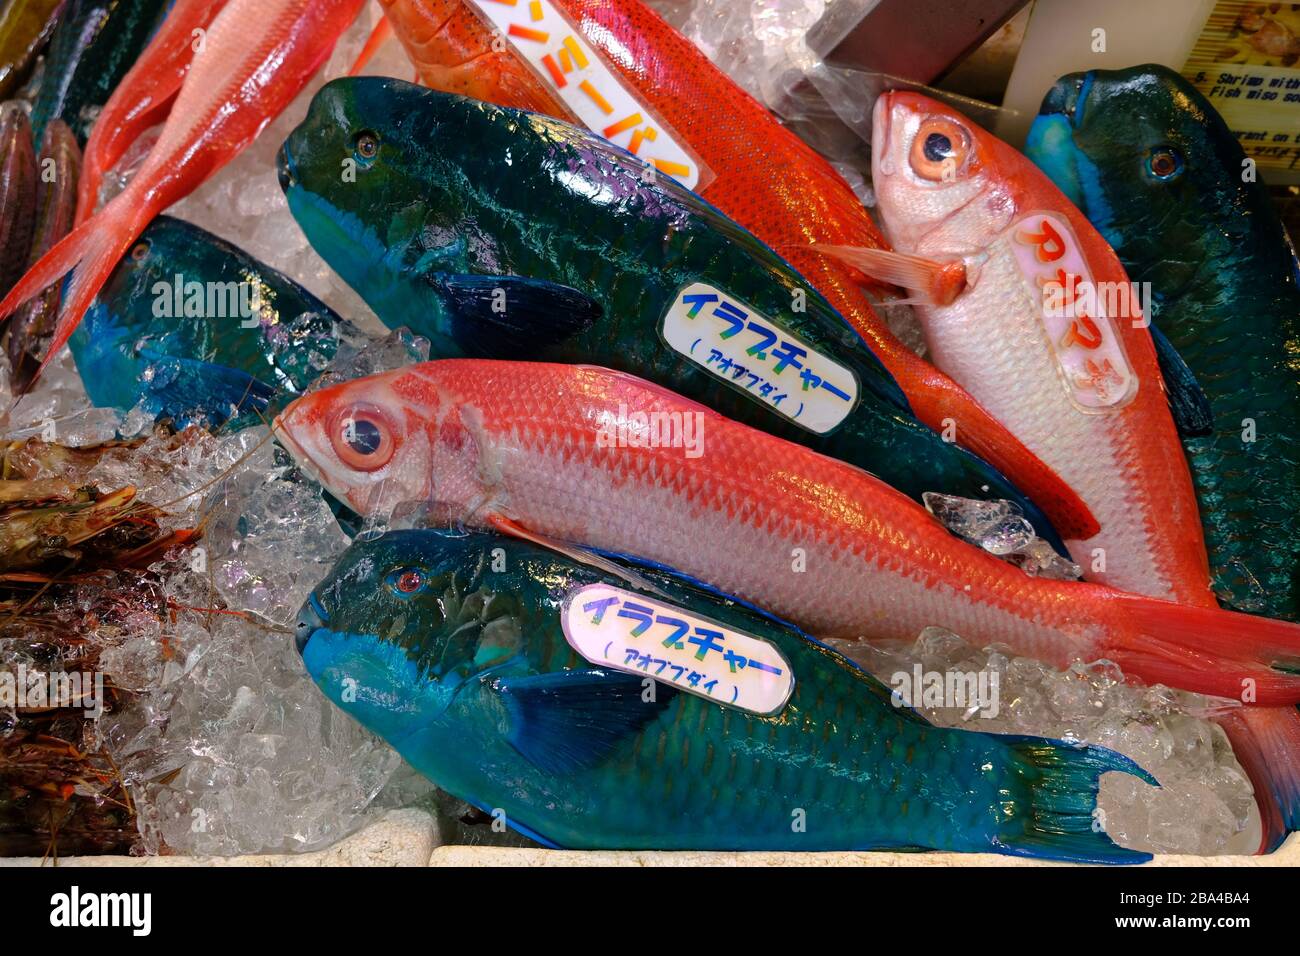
left=1038, top=72, right=1091, bottom=127
left=295, top=593, right=329, bottom=655
left=1026, top=72, right=1095, bottom=212
left=276, top=143, right=297, bottom=192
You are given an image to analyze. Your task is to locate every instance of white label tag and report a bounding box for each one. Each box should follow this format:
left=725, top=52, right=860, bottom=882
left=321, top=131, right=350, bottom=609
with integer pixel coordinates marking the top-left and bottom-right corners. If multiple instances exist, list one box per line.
left=464, top=0, right=710, bottom=191
left=561, top=583, right=794, bottom=716
left=1010, top=212, right=1136, bottom=411
left=660, top=281, right=859, bottom=434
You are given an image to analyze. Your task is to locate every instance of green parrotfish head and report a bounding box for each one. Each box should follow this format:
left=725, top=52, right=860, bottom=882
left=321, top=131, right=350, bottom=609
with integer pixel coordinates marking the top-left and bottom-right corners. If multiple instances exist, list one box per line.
left=1026, top=64, right=1275, bottom=291
left=276, top=78, right=515, bottom=329
left=294, top=528, right=527, bottom=739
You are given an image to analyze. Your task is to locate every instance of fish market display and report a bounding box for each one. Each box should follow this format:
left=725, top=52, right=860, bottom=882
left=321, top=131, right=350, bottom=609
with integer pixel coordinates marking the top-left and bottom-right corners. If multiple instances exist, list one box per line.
left=76, top=0, right=231, bottom=224
left=370, top=0, right=1096, bottom=544
left=7, top=119, right=80, bottom=390
left=278, top=79, right=1083, bottom=557
left=1027, top=65, right=1300, bottom=623
left=273, top=359, right=1300, bottom=709
left=71, top=215, right=364, bottom=428
left=29, top=0, right=170, bottom=145
left=297, top=527, right=1152, bottom=859
left=859, top=91, right=1211, bottom=609
left=1, top=0, right=1296, bottom=865
left=0, top=0, right=65, bottom=101
left=0, top=0, right=368, bottom=387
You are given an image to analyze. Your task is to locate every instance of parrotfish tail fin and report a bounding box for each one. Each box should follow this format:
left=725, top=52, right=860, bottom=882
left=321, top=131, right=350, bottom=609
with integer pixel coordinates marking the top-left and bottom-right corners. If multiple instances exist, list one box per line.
left=1106, top=595, right=1300, bottom=705
left=1215, top=707, right=1300, bottom=853
left=810, top=244, right=968, bottom=306
left=1149, top=323, right=1213, bottom=437
left=996, top=737, right=1154, bottom=864
left=349, top=15, right=393, bottom=76
left=0, top=194, right=156, bottom=391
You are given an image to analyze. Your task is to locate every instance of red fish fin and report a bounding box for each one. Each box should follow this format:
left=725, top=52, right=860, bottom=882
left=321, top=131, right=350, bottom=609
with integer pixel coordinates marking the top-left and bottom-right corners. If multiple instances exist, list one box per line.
left=6, top=195, right=156, bottom=388
left=812, top=244, right=967, bottom=306
left=350, top=15, right=394, bottom=76
left=486, top=514, right=669, bottom=598
left=77, top=93, right=176, bottom=226
left=1106, top=596, right=1300, bottom=705
left=905, top=371, right=1102, bottom=541
left=1216, top=707, right=1300, bottom=853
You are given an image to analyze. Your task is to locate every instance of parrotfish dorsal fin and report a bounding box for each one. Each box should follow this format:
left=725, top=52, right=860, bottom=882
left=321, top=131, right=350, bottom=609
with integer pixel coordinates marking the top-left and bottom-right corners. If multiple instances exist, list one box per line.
left=1148, top=324, right=1213, bottom=438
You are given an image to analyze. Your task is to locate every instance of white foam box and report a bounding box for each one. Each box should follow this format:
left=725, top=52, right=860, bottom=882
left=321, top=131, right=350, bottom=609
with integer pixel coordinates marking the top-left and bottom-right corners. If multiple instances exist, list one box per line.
left=2, top=811, right=1296, bottom=866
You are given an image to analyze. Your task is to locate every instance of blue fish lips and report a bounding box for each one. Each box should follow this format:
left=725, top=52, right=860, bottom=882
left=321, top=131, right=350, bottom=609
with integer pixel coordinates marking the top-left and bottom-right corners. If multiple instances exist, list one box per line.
left=295, top=592, right=329, bottom=656
left=1027, top=71, right=1103, bottom=219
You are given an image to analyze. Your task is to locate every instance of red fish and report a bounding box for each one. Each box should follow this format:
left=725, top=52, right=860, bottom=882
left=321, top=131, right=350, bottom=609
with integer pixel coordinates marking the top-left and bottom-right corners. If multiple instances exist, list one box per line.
left=0, top=0, right=367, bottom=388
left=75, top=0, right=232, bottom=226
left=369, top=0, right=1100, bottom=544
left=273, top=359, right=1300, bottom=714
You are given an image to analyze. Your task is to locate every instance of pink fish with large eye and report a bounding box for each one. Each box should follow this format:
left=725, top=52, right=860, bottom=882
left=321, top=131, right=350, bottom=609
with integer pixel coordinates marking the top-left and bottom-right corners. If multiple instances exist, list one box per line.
left=820, top=92, right=1211, bottom=609
left=273, top=359, right=1300, bottom=727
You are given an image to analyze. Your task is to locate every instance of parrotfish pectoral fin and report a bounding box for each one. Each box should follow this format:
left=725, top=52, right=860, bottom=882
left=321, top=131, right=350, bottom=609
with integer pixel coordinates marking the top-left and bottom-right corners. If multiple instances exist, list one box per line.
left=994, top=737, right=1154, bottom=864
left=1148, top=323, right=1213, bottom=437
left=811, top=245, right=968, bottom=306
left=135, top=349, right=276, bottom=427
left=424, top=273, right=602, bottom=358
left=493, top=669, right=678, bottom=775
left=487, top=514, right=669, bottom=597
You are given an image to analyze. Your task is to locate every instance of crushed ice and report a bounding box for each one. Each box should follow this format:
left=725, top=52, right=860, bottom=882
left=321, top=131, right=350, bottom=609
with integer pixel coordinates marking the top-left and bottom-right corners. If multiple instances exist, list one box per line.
left=829, top=628, right=1260, bottom=856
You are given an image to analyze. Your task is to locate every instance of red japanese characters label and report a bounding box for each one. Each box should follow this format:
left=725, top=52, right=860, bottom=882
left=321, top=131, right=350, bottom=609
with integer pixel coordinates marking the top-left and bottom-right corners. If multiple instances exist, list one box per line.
left=1010, top=212, right=1136, bottom=411
left=464, top=0, right=714, bottom=191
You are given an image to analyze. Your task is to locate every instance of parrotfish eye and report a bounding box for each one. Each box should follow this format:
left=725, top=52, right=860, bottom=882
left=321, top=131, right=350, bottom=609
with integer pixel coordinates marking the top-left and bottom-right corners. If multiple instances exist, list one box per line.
left=909, top=117, right=971, bottom=182
left=329, top=403, right=396, bottom=472
left=353, top=130, right=380, bottom=166
left=1146, top=146, right=1184, bottom=181
left=130, top=240, right=151, bottom=262
left=385, top=567, right=427, bottom=598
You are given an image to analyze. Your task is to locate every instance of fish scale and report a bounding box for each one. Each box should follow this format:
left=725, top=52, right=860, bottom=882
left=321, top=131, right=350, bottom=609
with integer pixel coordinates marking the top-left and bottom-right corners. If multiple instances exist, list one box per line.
left=1027, top=66, right=1300, bottom=621
left=372, top=0, right=1101, bottom=544
left=276, top=359, right=1300, bottom=707
left=296, top=529, right=1152, bottom=857
left=278, top=78, right=1079, bottom=554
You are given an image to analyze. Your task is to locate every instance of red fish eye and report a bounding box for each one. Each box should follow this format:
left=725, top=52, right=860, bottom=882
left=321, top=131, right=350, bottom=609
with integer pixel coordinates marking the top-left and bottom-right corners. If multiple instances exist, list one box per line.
left=909, top=118, right=971, bottom=182
left=396, top=570, right=423, bottom=593
left=329, top=405, right=395, bottom=472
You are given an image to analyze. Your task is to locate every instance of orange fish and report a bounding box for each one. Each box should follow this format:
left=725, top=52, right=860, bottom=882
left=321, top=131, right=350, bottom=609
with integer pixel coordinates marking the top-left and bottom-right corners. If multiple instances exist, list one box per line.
left=369, top=0, right=1100, bottom=545
left=0, top=0, right=368, bottom=388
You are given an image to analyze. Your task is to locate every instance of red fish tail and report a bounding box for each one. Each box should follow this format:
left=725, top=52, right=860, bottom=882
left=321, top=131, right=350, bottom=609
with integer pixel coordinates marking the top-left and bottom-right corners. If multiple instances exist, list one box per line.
left=1105, top=595, right=1300, bottom=705
left=77, top=96, right=176, bottom=226
left=4, top=190, right=159, bottom=386
left=1215, top=707, right=1300, bottom=853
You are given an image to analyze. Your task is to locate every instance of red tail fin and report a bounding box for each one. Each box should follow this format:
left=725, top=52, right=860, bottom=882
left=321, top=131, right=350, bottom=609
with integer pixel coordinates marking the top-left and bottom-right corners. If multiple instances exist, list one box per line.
left=1106, top=595, right=1300, bottom=705
left=350, top=16, right=393, bottom=76
left=1217, top=707, right=1300, bottom=853
left=0, top=189, right=156, bottom=388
